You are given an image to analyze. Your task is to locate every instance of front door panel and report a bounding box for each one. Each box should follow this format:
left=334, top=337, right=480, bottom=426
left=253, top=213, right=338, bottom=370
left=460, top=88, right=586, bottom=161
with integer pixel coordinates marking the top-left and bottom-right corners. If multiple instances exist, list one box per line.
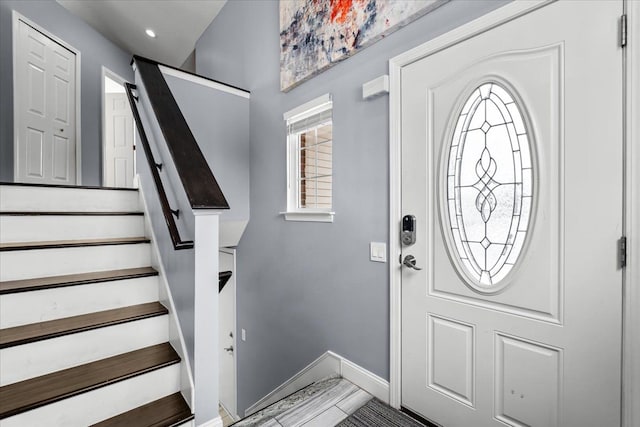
left=401, top=2, right=623, bottom=426
left=429, top=45, right=562, bottom=323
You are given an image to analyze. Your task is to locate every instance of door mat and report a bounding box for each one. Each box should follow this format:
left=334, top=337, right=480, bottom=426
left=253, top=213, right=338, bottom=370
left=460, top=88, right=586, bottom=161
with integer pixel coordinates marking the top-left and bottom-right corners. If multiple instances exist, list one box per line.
left=336, top=398, right=426, bottom=427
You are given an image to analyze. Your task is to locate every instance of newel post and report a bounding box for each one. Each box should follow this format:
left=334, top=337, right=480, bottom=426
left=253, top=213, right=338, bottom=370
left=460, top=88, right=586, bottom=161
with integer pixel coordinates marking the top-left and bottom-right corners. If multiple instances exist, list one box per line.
left=193, top=211, right=221, bottom=426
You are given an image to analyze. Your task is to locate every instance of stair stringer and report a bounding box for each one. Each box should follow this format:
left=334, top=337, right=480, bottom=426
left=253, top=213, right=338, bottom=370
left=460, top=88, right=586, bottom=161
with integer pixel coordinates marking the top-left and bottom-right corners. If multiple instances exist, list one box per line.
left=138, top=184, right=195, bottom=411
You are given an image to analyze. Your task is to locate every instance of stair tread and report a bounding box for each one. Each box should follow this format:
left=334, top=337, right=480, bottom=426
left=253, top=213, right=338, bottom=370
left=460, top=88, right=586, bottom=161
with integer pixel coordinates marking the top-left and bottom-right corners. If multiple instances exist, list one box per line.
left=0, top=211, right=144, bottom=216
left=0, top=343, right=180, bottom=419
left=91, top=392, right=193, bottom=427
left=0, top=182, right=138, bottom=191
left=0, top=267, right=158, bottom=294
left=0, top=236, right=150, bottom=251
left=0, top=302, right=168, bottom=349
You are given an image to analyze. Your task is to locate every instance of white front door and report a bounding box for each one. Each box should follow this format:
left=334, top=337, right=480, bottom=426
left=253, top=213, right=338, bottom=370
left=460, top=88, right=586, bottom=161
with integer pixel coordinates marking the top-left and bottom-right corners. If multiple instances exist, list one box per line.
left=400, top=2, right=623, bottom=426
left=15, top=19, right=77, bottom=185
left=104, top=93, right=135, bottom=188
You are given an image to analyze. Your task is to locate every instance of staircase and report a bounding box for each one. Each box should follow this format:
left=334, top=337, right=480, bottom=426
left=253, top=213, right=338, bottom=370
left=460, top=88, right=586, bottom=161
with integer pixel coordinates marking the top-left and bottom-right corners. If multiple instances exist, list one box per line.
left=0, top=183, right=193, bottom=427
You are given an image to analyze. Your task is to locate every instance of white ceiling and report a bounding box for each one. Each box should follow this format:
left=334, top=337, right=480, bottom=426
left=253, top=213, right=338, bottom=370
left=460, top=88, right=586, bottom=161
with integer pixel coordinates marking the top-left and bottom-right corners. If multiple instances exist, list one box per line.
left=57, top=0, right=227, bottom=67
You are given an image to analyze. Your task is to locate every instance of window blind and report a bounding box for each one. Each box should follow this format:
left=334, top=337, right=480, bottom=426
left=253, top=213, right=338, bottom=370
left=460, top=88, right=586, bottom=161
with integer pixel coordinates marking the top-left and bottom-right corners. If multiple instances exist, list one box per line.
left=288, top=109, right=332, bottom=134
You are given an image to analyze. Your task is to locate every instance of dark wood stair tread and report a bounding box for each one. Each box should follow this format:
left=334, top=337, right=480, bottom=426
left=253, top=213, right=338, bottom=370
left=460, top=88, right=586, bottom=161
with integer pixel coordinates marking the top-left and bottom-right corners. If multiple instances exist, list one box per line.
left=0, top=267, right=158, bottom=294
left=0, top=302, right=168, bottom=349
left=91, top=392, right=193, bottom=427
left=0, top=237, right=150, bottom=251
left=0, top=211, right=144, bottom=216
left=0, top=343, right=180, bottom=419
left=0, top=182, right=138, bottom=191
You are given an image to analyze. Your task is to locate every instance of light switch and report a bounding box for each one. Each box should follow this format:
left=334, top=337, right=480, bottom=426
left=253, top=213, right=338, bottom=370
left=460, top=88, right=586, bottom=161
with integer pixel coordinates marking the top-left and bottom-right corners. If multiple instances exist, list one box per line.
left=370, top=242, right=387, bottom=263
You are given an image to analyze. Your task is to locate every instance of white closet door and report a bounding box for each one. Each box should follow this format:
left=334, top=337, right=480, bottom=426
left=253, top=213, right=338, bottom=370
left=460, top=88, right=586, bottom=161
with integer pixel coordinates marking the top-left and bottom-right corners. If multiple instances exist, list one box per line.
left=16, top=19, right=76, bottom=185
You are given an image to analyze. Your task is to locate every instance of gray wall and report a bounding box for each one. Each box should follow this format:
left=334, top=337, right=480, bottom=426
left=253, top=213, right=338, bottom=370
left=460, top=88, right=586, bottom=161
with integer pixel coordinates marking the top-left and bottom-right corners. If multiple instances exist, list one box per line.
left=195, top=0, right=508, bottom=414
left=163, top=73, right=250, bottom=246
left=0, top=0, right=133, bottom=185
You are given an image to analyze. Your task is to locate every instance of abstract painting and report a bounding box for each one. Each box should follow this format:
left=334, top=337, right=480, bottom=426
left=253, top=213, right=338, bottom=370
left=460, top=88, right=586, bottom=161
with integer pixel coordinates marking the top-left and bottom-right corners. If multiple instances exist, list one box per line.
left=280, top=0, right=447, bottom=92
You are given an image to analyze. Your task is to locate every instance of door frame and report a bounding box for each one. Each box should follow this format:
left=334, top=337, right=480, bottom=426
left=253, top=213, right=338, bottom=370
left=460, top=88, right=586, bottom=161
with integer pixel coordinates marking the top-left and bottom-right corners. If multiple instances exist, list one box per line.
left=12, top=11, right=82, bottom=185
left=387, top=1, right=639, bottom=426
left=623, top=2, right=640, bottom=426
left=101, top=66, right=134, bottom=187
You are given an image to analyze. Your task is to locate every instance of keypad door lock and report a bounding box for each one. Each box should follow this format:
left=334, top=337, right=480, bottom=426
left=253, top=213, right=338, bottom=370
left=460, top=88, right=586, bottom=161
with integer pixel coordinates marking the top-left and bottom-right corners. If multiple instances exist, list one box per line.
left=402, top=215, right=417, bottom=246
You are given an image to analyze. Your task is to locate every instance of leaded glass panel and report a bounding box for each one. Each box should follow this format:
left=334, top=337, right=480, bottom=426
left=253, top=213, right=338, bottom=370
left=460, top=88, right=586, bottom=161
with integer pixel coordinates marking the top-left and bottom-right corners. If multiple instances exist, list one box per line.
left=445, top=82, right=533, bottom=288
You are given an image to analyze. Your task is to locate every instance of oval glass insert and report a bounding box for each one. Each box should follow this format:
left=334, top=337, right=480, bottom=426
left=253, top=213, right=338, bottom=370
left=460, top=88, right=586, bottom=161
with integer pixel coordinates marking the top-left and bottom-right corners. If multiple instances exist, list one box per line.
left=445, top=82, right=533, bottom=288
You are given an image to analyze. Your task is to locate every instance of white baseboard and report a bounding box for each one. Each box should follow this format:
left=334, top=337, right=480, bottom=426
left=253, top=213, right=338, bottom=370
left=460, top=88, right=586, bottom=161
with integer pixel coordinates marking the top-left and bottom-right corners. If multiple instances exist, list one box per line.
left=198, top=416, right=223, bottom=427
left=330, top=351, right=389, bottom=404
left=245, top=351, right=389, bottom=417
left=138, top=183, right=195, bottom=410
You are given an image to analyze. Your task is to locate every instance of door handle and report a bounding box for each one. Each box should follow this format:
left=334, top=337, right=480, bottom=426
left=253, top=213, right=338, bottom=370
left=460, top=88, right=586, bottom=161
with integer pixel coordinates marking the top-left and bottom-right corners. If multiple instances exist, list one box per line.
left=224, top=345, right=234, bottom=353
left=402, top=254, right=422, bottom=270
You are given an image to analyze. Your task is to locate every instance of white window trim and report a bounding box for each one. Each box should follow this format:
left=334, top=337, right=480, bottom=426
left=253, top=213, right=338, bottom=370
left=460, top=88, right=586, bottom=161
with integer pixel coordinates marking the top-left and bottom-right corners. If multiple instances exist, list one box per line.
left=281, top=94, right=335, bottom=223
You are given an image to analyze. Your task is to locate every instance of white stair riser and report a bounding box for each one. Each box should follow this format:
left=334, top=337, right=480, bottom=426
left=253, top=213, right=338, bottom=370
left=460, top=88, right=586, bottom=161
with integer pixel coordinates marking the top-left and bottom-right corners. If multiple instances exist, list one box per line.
left=0, top=244, right=151, bottom=281
left=0, top=215, right=145, bottom=243
left=0, top=186, right=140, bottom=212
left=0, top=276, right=159, bottom=328
left=0, top=316, right=169, bottom=386
left=0, top=364, right=181, bottom=427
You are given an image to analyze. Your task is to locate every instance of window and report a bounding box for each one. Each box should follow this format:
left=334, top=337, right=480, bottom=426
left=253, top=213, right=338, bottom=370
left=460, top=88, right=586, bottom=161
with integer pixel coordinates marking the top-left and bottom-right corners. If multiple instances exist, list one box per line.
left=445, top=82, right=534, bottom=289
left=282, top=94, right=334, bottom=222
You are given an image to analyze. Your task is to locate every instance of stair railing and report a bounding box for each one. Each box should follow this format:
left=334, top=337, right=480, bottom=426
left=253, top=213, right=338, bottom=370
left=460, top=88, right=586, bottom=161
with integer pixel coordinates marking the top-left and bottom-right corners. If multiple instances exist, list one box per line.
left=126, top=55, right=231, bottom=426
left=131, top=56, right=229, bottom=211
left=124, top=83, right=194, bottom=250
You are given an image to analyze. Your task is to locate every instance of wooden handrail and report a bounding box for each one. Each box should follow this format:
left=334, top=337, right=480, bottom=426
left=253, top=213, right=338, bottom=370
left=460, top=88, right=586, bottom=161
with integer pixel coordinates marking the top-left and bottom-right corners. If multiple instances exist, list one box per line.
left=124, top=83, right=194, bottom=250
left=132, top=56, right=230, bottom=210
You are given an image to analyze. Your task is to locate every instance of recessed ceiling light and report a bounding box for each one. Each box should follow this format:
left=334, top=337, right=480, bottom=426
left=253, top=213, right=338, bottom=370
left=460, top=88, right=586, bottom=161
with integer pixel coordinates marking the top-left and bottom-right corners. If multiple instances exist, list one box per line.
left=145, top=29, right=156, bottom=38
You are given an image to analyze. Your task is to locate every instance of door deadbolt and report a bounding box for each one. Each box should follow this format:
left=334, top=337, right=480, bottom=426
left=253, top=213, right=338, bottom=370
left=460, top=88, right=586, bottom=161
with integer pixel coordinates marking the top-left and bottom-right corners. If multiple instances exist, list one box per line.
left=402, top=215, right=417, bottom=245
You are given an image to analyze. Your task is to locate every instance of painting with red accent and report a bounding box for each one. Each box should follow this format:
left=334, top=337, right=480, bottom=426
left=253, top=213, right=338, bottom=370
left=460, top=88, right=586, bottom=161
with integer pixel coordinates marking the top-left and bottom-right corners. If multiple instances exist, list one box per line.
left=280, top=0, right=447, bottom=92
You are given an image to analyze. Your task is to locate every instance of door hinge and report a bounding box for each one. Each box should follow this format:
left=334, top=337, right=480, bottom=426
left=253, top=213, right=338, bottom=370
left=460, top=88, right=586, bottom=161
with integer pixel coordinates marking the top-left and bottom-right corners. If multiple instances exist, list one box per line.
left=619, top=236, right=627, bottom=269
left=621, top=14, right=628, bottom=48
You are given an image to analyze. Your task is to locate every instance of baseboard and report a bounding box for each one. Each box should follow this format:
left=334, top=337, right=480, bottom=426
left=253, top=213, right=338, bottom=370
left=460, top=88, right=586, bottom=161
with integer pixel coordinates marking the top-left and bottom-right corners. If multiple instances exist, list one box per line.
left=137, top=183, right=195, bottom=409
left=197, top=416, right=223, bottom=427
left=330, top=351, right=389, bottom=404
left=219, top=401, right=239, bottom=423
left=244, top=351, right=389, bottom=417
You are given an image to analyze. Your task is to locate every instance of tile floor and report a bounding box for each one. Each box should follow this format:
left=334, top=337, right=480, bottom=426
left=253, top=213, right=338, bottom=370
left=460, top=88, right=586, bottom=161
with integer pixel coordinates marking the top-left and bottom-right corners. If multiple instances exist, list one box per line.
left=231, top=376, right=374, bottom=427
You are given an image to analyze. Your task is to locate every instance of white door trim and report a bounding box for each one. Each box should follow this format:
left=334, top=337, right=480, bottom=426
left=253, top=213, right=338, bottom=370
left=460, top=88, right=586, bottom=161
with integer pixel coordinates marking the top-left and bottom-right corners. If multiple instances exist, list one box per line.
left=623, top=1, right=640, bottom=426
left=388, top=2, right=639, bottom=426
left=12, top=11, right=82, bottom=185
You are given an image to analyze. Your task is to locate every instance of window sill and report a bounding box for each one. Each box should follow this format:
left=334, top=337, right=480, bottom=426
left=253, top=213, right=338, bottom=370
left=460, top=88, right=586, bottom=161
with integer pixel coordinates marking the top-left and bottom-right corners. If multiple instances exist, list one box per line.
left=281, top=211, right=335, bottom=223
